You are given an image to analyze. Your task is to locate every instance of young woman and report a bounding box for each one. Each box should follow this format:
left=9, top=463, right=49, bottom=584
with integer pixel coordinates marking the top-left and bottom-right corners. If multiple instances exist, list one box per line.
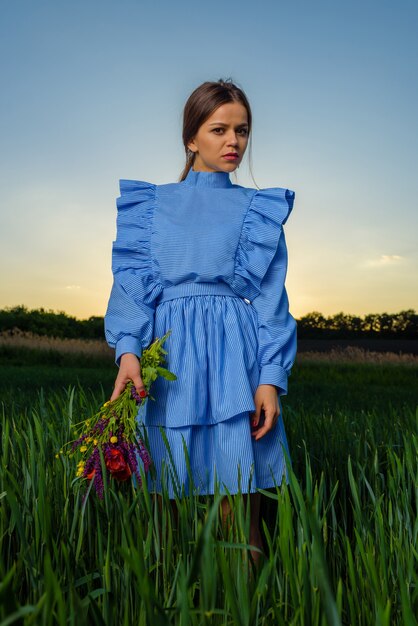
left=104, top=79, right=297, bottom=564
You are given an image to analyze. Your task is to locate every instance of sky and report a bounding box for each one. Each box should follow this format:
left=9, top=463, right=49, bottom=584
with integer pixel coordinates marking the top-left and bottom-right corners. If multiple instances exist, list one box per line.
left=0, top=0, right=417, bottom=320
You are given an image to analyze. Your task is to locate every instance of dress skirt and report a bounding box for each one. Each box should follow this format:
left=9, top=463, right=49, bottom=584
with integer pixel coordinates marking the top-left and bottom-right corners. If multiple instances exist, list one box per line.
left=136, top=405, right=291, bottom=497
left=134, top=291, right=293, bottom=498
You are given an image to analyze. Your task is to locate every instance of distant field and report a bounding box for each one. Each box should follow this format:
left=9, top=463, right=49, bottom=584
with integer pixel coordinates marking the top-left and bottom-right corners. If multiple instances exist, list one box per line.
left=297, top=344, right=417, bottom=365
left=298, top=337, right=418, bottom=355
left=1, top=330, right=417, bottom=407
left=0, top=330, right=114, bottom=362
left=1, top=356, right=417, bottom=420
left=1, top=330, right=417, bottom=364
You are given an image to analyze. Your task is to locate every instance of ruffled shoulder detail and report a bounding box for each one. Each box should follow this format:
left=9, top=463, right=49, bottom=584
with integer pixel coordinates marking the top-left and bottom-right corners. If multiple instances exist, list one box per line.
left=231, top=187, right=295, bottom=301
left=117, top=179, right=155, bottom=209
left=112, top=179, right=162, bottom=305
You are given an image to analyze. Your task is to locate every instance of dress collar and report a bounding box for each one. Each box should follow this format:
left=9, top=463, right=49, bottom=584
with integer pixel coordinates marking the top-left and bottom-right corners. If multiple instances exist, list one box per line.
left=183, top=168, right=233, bottom=188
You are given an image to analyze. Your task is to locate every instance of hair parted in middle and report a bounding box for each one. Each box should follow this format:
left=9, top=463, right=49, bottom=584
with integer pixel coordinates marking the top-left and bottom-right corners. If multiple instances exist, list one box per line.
left=179, top=78, right=253, bottom=182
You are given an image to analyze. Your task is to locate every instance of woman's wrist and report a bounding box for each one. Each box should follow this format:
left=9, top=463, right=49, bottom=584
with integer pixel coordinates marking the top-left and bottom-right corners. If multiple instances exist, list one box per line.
left=258, top=383, right=278, bottom=391
left=120, top=352, right=140, bottom=362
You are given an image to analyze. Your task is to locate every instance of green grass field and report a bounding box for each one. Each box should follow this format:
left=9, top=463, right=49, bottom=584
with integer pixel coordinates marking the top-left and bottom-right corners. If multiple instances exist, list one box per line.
left=1, top=358, right=418, bottom=624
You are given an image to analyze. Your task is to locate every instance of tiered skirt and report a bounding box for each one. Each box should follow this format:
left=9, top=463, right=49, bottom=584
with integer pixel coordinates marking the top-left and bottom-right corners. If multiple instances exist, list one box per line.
left=135, top=288, right=292, bottom=497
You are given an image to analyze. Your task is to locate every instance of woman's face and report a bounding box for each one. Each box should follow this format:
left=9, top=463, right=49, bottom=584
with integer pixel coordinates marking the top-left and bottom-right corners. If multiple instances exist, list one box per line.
left=188, top=102, right=249, bottom=173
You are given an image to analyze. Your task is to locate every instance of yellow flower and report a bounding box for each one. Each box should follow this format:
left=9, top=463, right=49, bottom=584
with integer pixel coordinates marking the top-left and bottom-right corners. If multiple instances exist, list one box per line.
left=76, top=467, right=84, bottom=477
left=80, top=445, right=87, bottom=452
left=103, top=401, right=110, bottom=408
left=110, top=436, right=118, bottom=444
left=93, top=439, right=98, bottom=446
left=86, top=437, right=92, bottom=443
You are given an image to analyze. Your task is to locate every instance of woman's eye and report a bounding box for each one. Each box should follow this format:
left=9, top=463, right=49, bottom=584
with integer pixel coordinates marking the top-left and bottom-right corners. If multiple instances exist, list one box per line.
left=211, top=127, right=248, bottom=136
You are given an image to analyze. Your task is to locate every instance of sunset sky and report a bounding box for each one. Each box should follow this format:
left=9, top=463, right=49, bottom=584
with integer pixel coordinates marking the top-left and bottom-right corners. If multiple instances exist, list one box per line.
left=1, top=0, right=417, bottom=320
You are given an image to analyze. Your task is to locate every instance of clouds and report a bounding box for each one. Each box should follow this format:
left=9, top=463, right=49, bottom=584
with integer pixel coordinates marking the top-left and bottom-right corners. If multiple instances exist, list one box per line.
left=365, top=255, right=405, bottom=267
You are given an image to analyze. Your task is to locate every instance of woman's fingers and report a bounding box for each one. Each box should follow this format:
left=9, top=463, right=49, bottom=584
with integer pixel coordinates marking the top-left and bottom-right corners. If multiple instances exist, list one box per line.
left=131, top=362, right=147, bottom=397
left=110, top=378, right=126, bottom=402
left=109, top=353, right=146, bottom=402
left=250, top=403, right=262, bottom=428
left=132, top=375, right=147, bottom=397
left=251, top=405, right=280, bottom=441
left=251, top=384, right=280, bottom=437
left=110, top=373, right=147, bottom=402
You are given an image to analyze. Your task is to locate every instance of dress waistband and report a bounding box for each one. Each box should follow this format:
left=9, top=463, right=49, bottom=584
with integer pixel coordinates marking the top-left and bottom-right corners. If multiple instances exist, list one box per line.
left=157, top=282, right=245, bottom=304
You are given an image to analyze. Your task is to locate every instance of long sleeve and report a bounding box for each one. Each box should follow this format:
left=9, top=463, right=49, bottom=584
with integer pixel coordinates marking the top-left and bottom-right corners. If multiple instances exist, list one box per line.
left=104, top=180, right=162, bottom=365
left=230, top=185, right=296, bottom=395
left=105, top=276, right=155, bottom=365
left=250, top=228, right=297, bottom=396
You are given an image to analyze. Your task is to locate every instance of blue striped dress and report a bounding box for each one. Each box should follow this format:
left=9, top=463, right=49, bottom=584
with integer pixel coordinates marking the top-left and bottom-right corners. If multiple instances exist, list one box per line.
left=104, top=168, right=297, bottom=497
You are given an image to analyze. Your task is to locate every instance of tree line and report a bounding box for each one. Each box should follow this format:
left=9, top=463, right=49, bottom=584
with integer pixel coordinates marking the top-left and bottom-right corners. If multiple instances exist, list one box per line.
left=298, top=309, right=417, bottom=339
left=0, top=306, right=104, bottom=339
left=0, top=305, right=417, bottom=340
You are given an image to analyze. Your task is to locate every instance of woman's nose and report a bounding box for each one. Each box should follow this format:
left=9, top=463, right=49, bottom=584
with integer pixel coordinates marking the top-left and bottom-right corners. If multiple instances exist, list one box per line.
left=227, top=133, right=239, bottom=146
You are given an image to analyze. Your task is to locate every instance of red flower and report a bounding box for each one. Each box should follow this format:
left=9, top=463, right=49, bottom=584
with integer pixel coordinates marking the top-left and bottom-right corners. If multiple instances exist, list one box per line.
left=86, top=469, right=96, bottom=480
left=105, top=448, right=132, bottom=482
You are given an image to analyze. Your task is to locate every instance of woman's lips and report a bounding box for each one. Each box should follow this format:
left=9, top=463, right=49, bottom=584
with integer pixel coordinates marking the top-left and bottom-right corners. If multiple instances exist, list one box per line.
left=223, top=154, right=239, bottom=161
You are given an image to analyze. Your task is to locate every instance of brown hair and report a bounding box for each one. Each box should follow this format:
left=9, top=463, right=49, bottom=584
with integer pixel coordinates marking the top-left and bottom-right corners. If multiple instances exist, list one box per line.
left=179, top=79, right=253, bottom=182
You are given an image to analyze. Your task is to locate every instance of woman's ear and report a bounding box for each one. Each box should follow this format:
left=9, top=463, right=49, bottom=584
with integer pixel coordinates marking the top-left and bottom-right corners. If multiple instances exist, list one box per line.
left=187, top=139, right=197, bottom=153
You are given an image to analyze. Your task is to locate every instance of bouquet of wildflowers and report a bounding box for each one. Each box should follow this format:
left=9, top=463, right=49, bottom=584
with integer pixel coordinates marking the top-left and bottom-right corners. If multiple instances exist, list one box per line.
left=60, top=331, right=176, bottom=499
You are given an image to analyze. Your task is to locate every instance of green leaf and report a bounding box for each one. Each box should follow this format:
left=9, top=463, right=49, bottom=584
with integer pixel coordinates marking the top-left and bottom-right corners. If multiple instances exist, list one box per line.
left=156, top=367, right=177, bottom=381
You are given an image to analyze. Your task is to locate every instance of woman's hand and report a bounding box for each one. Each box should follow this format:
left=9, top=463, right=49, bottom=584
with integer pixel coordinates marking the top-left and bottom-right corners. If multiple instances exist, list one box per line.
left=110, top=353, right=147, bottom=401
left=250, top=384, right=280, bottom=441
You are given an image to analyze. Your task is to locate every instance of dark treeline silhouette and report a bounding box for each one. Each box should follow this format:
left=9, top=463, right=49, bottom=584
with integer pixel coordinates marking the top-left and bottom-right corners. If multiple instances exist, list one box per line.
left=298, top=309, right=417, bottom=339
left=0, top=305, right=417, bottom=340
left=0, top=306, right=104, bottom=339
